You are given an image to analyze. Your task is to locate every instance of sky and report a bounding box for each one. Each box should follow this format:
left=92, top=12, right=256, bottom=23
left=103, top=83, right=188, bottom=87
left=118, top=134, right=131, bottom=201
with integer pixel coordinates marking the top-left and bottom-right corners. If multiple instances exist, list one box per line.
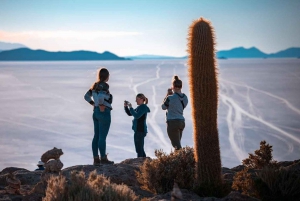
left=0, top=0, right=300, bottom=56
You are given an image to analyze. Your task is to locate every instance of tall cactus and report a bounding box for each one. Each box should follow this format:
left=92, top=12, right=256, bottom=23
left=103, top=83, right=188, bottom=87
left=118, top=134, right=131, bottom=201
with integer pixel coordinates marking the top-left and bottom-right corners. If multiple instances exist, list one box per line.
left=187, top=18, right=222, bottom=186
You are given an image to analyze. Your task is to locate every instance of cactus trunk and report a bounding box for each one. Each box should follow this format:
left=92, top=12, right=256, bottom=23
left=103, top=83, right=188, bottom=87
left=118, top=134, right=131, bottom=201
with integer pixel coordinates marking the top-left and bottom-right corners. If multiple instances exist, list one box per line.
left=187, top=18, right=222, bottom=185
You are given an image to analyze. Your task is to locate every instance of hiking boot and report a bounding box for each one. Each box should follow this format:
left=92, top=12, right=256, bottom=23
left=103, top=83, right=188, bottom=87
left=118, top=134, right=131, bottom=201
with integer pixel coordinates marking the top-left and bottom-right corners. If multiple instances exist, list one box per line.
left=93, top=156, right=101, bottom=166
left=101, top=154, right=114, bottom=164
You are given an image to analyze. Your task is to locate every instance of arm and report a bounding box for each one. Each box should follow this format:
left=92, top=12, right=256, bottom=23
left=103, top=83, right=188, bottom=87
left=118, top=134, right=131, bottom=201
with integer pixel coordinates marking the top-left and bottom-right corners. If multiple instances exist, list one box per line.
left=161, top=96, right=170, bottom=110
left=124, top=106, right=132, bottom=116
left=129, top=105, right=147, bottom=119
left=84, top=89, right=94, bottom=106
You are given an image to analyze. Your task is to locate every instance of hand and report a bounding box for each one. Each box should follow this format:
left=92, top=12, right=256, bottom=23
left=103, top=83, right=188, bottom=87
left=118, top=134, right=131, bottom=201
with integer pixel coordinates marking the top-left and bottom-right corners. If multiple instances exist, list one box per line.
left=167, top=88, right=173, bottom=95
left=127, top=102, right=132, bottom=108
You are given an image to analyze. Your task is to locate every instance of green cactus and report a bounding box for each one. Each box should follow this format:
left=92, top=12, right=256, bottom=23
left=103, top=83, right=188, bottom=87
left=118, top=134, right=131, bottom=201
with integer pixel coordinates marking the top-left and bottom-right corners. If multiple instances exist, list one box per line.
left=187, top=18, right=222, bottom=186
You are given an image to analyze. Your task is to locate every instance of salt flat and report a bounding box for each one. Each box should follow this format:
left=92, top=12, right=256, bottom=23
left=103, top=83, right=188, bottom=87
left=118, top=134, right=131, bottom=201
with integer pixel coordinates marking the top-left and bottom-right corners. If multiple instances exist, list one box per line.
left=0, top=59, right=299, bottom=170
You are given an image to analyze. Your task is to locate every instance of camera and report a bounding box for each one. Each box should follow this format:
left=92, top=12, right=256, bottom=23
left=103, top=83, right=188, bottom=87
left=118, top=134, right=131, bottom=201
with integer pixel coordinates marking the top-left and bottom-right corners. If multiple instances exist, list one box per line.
left=124, top=100, right=130, bottom=104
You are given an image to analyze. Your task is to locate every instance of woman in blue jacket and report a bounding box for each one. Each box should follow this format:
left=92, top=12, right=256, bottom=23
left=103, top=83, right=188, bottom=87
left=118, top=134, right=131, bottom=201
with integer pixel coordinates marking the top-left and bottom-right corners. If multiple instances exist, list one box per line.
left=124, top=93, right=150, bottom=157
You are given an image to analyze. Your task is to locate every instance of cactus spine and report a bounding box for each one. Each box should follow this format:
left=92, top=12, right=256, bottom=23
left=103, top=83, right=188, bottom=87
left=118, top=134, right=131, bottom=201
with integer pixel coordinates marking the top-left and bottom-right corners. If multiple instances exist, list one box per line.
left=187, top=18, right=222, bottom=186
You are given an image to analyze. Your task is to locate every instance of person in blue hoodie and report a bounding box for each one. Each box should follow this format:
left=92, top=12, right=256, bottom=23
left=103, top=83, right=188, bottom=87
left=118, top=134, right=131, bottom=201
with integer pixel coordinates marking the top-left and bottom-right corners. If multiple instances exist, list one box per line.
left=124, top=93, right=150, bottom=157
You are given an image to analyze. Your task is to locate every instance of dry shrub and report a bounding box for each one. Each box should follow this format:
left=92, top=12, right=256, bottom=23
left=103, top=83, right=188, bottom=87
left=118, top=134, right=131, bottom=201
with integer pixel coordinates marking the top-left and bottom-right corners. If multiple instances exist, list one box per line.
left=43, top=174, right=67, bottom=201
left=232, top=167, right=257, bottom=197
left=136, top=146, right=195, bottom=194
left=242, top=140, right=277, bottom=169
left=43, top=170, right=138, bottom=201
left=255, top=166, right=300, bottom=201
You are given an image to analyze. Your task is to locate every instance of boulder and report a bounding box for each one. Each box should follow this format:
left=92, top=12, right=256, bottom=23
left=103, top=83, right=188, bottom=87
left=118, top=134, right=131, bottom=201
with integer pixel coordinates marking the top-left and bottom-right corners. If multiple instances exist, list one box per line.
left=41, top=147, right=63, bottom=163
left=44, top=159, right=63, bottom=173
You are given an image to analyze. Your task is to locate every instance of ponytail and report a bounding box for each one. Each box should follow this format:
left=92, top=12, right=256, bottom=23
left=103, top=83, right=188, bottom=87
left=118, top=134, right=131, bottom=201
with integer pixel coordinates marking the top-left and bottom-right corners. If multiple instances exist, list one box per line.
left=137, top=93, right=148, bottom=104
left=172, top=75, right=182, bottom=88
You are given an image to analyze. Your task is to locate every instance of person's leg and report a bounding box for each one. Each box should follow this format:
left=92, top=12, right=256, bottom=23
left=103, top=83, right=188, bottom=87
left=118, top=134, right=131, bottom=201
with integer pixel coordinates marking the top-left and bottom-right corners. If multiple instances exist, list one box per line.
left=98, top=108, right=111, bottom=158
left=179, top=121, right=185, bottom=141
left=134, top=132, right=140, bottom=157
left=92, top=108, right=101, bottom=166
left=141, top=132, right=146, bottom=157
left=92, top=110, right=100, bottom=157
left=134, top=132, right=146, bottom=157
left=167, top=121, right=182, bottom=150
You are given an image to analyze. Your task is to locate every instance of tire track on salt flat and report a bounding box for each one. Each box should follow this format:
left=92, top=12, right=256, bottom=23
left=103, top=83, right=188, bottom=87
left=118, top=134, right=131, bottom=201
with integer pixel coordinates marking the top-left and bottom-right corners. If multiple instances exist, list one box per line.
left=219, top=83, right=247, bottom=161
left=220, top=93, right=300, bottom=144
left=220, top=78, right=300, bottom=115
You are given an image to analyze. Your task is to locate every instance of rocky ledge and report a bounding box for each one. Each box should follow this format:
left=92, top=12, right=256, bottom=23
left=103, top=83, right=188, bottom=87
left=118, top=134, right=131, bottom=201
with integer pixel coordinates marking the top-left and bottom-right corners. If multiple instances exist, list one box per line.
left=1, top=158, right=299, bottom=201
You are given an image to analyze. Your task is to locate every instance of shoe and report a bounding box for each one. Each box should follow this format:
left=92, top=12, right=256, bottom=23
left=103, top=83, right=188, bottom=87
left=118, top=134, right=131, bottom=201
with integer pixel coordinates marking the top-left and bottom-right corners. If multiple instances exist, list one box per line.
left=101, top=154, right=114, bottom=164
left=93, top=156, right=101, bottom=166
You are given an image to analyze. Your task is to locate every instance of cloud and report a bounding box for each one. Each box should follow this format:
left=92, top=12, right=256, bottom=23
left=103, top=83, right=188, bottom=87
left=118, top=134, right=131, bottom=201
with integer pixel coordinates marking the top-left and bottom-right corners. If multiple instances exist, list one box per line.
left=0, top=30, right=142, bottom=41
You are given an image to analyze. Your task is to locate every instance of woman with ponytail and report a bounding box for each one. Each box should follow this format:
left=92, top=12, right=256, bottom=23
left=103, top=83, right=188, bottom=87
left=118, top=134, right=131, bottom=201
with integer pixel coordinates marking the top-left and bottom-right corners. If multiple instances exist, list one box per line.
left=84, top=67, right=114, bottom=165
left=124, top=93, right=150, bottom=157
left=162, top=75, right=188, bottom=150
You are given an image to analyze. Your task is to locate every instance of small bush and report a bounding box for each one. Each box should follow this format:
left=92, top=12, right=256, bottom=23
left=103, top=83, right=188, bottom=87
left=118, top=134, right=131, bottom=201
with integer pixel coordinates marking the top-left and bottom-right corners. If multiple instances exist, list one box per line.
left=232, top=167, right=257, bottom=197
left=255, top=166, right=300, bottom=201
left=242, top=140, right=277, bottom=169
left=43, top=170, right=138, bottom=201
left=136, top=146, right=195, bottom=194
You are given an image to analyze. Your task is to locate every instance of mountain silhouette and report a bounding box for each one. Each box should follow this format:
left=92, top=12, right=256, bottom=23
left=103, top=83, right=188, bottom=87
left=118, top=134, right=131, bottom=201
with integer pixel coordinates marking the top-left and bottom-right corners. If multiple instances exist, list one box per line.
left=267, top=47, right=300, bottom=58
left=0, top=48, right=128, bottom=61
left=0, top=41, right=27, bottom=52
left=217, top=47, right=268, bottom=58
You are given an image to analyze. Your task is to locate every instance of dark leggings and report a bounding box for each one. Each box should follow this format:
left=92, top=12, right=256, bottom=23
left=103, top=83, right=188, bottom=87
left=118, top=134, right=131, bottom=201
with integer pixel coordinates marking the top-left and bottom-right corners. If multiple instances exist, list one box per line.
left=167, top=120, right=185, bottom=150
left=134, top=132, right=146, bottom=157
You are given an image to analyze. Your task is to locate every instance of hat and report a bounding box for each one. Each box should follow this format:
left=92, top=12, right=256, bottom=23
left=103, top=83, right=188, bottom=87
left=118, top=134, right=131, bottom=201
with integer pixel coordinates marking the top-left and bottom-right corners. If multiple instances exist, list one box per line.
left=37, top=161, right=44, bottom=166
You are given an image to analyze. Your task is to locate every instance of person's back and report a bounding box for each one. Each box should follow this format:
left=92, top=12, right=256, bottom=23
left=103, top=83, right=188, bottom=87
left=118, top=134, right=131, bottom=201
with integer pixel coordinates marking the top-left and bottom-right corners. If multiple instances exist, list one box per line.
left=163, top=92, right=188, bottom=121
left=161, top=75, right=188, bottom=150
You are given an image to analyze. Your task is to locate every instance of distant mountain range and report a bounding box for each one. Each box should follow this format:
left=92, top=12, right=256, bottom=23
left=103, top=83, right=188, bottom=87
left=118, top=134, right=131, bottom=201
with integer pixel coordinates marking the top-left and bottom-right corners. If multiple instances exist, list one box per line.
left=0, top=48, right=128, bottom=61
left=0, top=41, right=27, bottom=52
left=128, top=47, right=300, bottom=59
left=0, top=41, right=299, bottom=61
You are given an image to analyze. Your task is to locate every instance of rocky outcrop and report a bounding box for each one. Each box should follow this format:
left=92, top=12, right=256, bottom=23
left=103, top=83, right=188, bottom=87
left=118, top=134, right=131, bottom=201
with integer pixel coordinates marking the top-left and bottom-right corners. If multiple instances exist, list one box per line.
left=1, top=158, right=299, bottom=201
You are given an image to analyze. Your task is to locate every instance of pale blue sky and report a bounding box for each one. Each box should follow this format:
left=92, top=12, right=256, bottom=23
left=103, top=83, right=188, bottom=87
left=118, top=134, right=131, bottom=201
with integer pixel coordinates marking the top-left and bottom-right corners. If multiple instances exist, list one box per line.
left=0, top=0, right=299, bottom=56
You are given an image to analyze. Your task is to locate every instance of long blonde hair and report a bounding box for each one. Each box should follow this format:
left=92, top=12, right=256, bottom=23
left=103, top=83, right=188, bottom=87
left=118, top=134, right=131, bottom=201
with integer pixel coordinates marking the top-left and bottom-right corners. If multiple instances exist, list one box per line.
left=137, top=93, right=148, bottom=104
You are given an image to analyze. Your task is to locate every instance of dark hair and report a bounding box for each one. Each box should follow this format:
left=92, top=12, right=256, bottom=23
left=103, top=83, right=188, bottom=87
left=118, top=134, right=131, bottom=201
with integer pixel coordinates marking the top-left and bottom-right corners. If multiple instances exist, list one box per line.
left=172, top=75, right=182, bottom=88
left=136, top=93, right=148, bottom=104
left=91, top=67, right=110, bottom=90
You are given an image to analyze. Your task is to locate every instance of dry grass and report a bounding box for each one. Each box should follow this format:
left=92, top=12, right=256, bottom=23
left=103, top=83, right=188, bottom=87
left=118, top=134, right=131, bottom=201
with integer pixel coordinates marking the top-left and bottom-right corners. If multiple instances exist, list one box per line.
left=43, top=170, right=138, bottom=201
left=136, top=146, right=195, bottom=194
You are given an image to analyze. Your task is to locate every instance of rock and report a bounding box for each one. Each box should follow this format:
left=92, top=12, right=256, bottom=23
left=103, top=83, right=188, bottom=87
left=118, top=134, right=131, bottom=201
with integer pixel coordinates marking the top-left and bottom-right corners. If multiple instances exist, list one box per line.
left=149, top=189, right=201, bottom=201
left=0, top=168, right=28, bottom=175
left=231, top=165, right=245, bottom=172
left=220, top=191, right=260, bottom=201
left=0, top=174, right=8, bottom=187
left=41, top=147, right=63, bottom=163
left=171, top=182, right=182, bottom=201
left=6, top=174, right=20, bottom=190
left=14, top=171, right=42, bottom=186
left=30, top=182, right=46, bottom=195
left=44, top=159, right=63, bottom=173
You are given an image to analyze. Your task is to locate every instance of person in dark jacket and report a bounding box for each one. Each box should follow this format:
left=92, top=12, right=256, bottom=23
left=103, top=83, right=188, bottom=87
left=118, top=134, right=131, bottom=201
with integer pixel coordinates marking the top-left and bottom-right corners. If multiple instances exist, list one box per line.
left=35, top=161, right=45, bottom=171
left=124, top=93, right=150, bottom=157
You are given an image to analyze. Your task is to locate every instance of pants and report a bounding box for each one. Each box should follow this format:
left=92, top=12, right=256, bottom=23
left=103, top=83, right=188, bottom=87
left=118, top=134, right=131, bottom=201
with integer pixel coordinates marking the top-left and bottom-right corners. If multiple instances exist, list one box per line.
left=92, top=107, right=111, bottom=158
left=167, top=120, right=185, bottom=150
left=134, top=132, right=146, bottom=157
